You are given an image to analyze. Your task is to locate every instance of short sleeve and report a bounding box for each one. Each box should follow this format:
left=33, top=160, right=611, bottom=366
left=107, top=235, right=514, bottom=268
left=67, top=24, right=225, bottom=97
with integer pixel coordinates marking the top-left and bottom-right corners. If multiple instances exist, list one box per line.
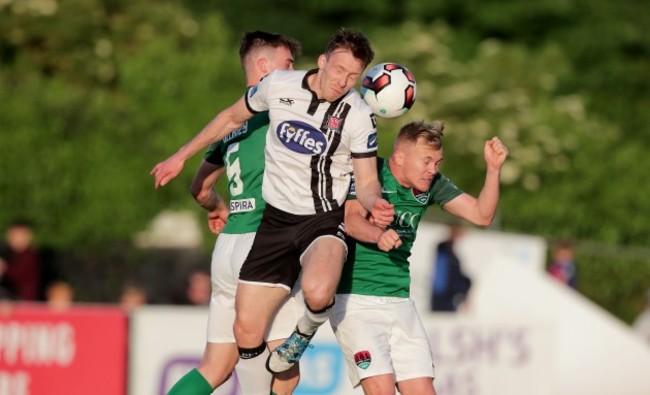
left=245, top=72, right=274, bottom=114
left=431, top=174, right=463, bottom=206
left=349, top=104, right=378, bottom=159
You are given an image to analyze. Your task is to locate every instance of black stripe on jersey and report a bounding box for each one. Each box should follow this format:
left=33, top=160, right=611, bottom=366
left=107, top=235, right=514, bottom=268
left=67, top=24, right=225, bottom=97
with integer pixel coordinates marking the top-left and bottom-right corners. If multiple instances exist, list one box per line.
left=309, top=101, right=351, bottom=213
left=302, top=69, right=322, bottom=116
left=351, top=151, right=377, bottom=159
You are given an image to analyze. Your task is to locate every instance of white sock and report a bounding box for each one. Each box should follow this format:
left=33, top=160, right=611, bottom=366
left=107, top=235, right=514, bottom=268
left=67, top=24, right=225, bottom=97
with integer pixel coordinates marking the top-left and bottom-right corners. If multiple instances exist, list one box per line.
left=236, top=343, right=272, bottom=395
left=296, top=299, right=335, bottom=336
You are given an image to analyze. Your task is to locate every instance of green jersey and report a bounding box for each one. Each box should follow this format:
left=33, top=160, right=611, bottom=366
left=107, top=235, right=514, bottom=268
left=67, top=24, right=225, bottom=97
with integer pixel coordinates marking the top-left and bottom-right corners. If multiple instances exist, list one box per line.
left=204, top=112, right=268, bottom=234
left=337, top=158, right=463, bottom=297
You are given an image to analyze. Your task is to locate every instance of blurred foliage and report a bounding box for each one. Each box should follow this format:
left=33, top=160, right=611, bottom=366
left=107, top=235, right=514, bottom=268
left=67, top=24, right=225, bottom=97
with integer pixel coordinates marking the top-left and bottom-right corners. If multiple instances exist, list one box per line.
left=576, top=245, right=650, bottom=323
left=1, top=0, right=649, bottom=320
left=1, top=0, right=241, bottom=250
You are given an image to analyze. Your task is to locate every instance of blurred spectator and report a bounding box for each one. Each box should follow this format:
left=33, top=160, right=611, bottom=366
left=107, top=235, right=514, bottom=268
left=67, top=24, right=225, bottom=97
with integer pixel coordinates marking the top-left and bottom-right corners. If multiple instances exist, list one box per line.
left=176, top=267, right=211, bottom=305
left=119, top=282, right=149, bottom=311
left=46, top=280, right=74, bottom=310
left=633, top=289, right=650, bottom=345
left=431, top=223, right=471, bottom=312
left=0, top=219, right=42, bottom=301
left=38, top=246, right=62, bottom=301
left=548, top=240, right=578, bottom=289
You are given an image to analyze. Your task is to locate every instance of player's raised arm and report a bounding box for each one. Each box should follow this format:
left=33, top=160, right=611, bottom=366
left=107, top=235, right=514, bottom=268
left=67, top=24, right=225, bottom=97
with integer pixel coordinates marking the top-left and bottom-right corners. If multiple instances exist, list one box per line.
left=351, top=156, right=394, bottom=227
left=443, top=136, right=509, bottom=226
left=150, top=96, right=253, bottom=188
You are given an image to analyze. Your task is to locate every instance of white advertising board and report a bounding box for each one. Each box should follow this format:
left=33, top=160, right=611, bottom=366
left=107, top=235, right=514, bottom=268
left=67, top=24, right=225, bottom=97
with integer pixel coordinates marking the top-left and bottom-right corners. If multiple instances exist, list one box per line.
left=128, top=305, right=359, bottom=395
left=128, top=307, right=549, bottom=395
left=129, top=224, right=550, bottom=395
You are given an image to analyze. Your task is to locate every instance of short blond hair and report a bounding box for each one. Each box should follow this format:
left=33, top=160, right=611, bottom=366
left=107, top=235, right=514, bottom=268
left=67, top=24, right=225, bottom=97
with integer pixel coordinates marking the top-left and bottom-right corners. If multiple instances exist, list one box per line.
left=395, top=121, right=445, bottom=150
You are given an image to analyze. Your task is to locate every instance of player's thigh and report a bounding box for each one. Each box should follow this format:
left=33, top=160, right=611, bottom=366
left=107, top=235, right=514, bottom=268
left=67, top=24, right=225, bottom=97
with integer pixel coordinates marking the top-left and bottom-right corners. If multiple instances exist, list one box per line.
left=390, top=301, right=435, bottom=383
left=300, top=237, right=346, bottom=294
left=211, top=233, right=254, bottom=294
left=239, top=210, right=302, bottom=290
left=330, top=296, right=395, bottom=387
left=360, top=374, right=397, bottom=395
left=235, top=282, right=289, bottom=333
left=207, top=233, right=255, bottom=343
left=395, top=377, right=436, bottom=395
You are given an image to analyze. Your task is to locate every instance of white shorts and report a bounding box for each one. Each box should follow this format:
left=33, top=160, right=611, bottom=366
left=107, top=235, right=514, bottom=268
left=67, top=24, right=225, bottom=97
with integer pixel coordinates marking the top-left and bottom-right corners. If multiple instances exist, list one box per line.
left=207, top=232, right=303, bottom=343
left=330, top=294, right=435, bottom=387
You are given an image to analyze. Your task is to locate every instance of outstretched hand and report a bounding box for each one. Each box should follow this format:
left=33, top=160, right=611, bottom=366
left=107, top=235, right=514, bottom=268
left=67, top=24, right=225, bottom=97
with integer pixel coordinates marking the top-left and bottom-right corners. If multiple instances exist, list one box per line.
left=150, top=154, right=185, bottom=189
left=370, top=198, right=394, bottom=228
left=484, top=137, right=509, bottom=170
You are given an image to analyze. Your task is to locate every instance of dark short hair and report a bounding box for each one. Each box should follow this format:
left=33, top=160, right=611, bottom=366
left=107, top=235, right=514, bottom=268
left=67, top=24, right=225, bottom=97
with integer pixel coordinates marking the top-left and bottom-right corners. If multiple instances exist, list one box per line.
left=325, top=27, right=374, bottom=69
left=395, top=121, right=445, bottom=150
left=239, top=30, right=301, bottom=64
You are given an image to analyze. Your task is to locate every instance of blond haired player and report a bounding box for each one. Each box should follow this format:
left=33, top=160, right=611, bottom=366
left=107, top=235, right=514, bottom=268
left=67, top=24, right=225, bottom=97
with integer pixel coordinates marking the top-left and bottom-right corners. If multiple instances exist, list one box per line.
left=333, top=121, right=508, bottom=394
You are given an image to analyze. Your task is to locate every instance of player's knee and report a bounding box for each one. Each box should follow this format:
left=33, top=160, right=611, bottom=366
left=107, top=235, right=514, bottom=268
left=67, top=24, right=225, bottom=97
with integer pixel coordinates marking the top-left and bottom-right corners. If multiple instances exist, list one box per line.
left=233, top=318, right=261, bottom=346
left=303, top=289, right=334, bottom=311
left=304, top=296, right=335, bottom=316
left=301, top=280, right=336, bottom=310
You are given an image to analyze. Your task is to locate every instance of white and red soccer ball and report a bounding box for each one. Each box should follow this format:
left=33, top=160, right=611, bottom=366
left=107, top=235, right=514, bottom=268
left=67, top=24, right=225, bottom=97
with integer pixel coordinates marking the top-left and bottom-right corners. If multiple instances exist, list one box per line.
left=361, top=62, right=417, bottom=119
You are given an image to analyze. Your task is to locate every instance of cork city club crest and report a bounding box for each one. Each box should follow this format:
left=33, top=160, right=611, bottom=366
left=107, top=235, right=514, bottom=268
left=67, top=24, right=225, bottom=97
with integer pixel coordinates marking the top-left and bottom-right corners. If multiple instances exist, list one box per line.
left=354, top=350, right=372, bottom=369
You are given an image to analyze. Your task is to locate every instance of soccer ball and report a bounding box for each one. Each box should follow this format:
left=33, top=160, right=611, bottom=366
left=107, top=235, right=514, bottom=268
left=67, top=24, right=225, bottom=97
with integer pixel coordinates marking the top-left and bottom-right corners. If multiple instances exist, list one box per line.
left=361, top=63, right=417, bottom=119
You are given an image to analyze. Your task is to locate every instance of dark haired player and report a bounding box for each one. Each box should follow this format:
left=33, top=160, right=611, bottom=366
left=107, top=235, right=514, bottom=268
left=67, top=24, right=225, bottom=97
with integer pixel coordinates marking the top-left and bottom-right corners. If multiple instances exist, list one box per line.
left=151, top=28, right=394, bottom=381
left=166, top=31, right=302, bottom=395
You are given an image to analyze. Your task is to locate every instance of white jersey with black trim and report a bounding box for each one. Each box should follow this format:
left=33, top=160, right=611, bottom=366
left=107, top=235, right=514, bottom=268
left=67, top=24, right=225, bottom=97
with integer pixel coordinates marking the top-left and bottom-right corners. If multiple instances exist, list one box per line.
left=245, top=69, right=378, bottom=215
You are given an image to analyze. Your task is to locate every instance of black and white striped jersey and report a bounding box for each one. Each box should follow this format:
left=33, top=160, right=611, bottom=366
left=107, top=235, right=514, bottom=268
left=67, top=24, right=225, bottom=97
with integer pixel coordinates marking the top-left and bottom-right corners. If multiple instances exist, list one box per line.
left=245, top=69, right=378, bottom=215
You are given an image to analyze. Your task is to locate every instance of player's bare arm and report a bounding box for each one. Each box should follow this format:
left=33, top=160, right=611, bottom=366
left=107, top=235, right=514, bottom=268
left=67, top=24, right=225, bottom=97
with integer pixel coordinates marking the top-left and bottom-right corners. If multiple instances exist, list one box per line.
left=150, top=96, right=253, bottom=188
left=191, top=161, right=225, bottom=210
left=444, top=136, right=508, bottom=226
left=344, top=200, right=401, bottom=252
left=351, top=156, right=395, bottom=227
left=190, top=161, right=229, bottom=234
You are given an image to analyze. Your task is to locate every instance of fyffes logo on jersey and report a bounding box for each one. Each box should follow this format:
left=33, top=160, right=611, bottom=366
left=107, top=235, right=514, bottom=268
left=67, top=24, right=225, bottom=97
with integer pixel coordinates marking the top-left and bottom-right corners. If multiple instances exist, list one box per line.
left=276, top=121, right=327, bottom=155
left=354, top=350, right=372, bottom=370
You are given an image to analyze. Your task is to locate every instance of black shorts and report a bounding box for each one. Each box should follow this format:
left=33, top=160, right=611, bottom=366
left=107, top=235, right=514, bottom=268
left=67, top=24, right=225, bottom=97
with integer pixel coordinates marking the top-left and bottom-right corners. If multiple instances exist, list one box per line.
left=239, top=204, right=346, bottom=290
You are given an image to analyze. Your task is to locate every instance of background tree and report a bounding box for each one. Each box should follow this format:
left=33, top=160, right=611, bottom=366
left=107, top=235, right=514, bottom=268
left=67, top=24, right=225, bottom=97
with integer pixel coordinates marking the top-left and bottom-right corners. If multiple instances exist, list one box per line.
left=1, top=0, right=648, bottom=320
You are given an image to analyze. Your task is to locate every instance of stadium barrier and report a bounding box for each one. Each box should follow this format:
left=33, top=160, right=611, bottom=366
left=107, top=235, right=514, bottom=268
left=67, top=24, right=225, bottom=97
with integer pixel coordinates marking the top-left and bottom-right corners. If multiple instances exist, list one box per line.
left=0, top=304, right=127, bottom=395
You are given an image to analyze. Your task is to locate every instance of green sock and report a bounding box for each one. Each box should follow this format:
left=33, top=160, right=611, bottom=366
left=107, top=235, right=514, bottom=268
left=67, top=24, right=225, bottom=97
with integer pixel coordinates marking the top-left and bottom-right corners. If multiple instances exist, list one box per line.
left=167, top=368, right=213, bottom=395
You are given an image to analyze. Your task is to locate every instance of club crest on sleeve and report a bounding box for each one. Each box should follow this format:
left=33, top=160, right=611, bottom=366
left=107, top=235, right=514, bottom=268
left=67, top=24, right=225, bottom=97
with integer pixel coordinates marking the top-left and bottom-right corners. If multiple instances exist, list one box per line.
left=367, top=132, right=378, bottom=149
left=354, top=350, right=372, bottom=369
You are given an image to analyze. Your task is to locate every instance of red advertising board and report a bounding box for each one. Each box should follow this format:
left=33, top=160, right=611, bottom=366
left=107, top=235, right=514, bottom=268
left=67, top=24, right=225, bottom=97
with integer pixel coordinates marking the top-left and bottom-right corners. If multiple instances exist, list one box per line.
left=0, top=303, right=127, bottom=395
